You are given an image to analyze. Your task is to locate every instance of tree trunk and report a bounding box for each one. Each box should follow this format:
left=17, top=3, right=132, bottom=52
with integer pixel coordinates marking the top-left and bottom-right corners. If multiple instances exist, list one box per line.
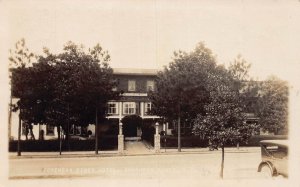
left=38, top=123, right=40, bottom=140
left=29, top=125, right=35, bottom=140
left=220, top=146, right=225, bottom=179
left=58, top=126, right=62, bottom=155
left=178, top=105, right=181, bottom=152
left=67, top=104, right=70, bottom=151
left=8, top=96, right=12, bottom=141
left=17, top=110, right=21, bottom=156
left=25, top=125, right=28, bottom=140
left=95, top=107, right=99, bottom=154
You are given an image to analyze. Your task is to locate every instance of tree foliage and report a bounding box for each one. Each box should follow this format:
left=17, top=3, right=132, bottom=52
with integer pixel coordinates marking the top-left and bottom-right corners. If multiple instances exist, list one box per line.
left=257, top=76, right=289, bottom=134
left=10, top=40, right=119, bottom=136
left=193, top=65, right=259, bottom=147
left=228, top=54, right=251, bottom=81
left=9, top=38, right=35, bottom=68
left=228, top=55, right=261, bottom=114
left=149, top=42, right=217, bottom=123
left=193, top=58, right=259, bottom=179
left=9, top=39, right=46, bottom=127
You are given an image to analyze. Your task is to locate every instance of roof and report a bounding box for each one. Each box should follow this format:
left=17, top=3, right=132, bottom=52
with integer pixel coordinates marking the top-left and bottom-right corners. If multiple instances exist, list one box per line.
left=113, top=68, right=158, bottom=76
left=260, top=140, right=289, bottom=147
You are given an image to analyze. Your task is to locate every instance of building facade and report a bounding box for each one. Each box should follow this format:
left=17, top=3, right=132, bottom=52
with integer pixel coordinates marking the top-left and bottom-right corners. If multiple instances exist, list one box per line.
left=106, top=68, right=159, bottom=121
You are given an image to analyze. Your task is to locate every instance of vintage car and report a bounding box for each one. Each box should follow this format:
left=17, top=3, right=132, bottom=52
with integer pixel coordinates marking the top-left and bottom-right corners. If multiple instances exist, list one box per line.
left=257, top=140, right=288, bottom=177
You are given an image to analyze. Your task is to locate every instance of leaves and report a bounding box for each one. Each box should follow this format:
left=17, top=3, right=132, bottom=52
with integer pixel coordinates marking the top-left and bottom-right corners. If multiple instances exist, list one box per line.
left=257, top=76, right=288, bottom=134
left=149, top=42, right=215, bottom=122
left=10, top=41, right=119, bottom=130
left=9, top=38, right=36, bottom=68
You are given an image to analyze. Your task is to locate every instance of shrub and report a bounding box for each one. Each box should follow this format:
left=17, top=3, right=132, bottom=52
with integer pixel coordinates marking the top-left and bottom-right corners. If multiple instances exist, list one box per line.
left=141, top=123, right=155, bottom=146
left=160, top=136, right=208, bottom=148
left=9, top=136, right=118, bottom=152
left=160, top=135, right=288, bottom=148
left=237, top=135, right=287, bottom=146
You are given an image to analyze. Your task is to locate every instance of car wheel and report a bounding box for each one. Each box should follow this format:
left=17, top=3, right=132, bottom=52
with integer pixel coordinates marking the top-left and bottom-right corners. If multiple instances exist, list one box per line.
left=260, top=164, right=273, bottom=178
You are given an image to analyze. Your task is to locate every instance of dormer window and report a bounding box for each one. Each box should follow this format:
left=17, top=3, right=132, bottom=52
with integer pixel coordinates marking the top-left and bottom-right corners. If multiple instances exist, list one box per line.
left=146, top=80, right=155, bottom=91
left=128, top=80, right=136, bottom=91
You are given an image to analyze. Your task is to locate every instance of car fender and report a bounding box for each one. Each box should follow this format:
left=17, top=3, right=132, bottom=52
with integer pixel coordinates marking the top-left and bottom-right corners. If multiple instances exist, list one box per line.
left=257, top=161, right=277, bottom=176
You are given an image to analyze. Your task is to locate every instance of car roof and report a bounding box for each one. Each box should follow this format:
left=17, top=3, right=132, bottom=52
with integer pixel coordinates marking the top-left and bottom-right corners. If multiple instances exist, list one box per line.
left=260, top=139, right=289, bottom=147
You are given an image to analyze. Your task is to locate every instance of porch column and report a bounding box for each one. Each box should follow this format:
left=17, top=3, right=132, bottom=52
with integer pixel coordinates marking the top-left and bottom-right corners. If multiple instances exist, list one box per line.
left=118, top=102, right=122, bottom=119
left=165, top=122, right=169, bottom=135
left=140, top=102, right=144, bottom=118
left=154, top=122, right=160, bottom=153
left=118, top=122, right=124, bottom=154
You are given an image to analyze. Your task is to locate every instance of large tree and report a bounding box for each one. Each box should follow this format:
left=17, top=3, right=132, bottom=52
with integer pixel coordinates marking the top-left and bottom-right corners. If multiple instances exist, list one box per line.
left=10, top=40, right=119, bottom=154
left=229, top=56, right=289, bottom=134
left=193, top=64, right=259, bottom=179
left=42, top=42, right=119, bottom=154
left=257, top=76, right=289, bottom=134
left=149, top=42, right=218, bottom=151
left=228, top=55, right=261, bottom=115
left=9, top=39, right=37, bottom=155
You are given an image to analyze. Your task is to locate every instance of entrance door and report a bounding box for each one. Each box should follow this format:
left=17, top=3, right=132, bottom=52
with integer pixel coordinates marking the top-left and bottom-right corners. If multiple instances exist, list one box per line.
left=123, top=122, right=137, bottom=137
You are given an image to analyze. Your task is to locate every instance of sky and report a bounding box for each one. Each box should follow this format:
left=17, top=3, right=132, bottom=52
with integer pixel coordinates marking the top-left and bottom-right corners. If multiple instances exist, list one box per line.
left=1, top=0, right=300, bottom=82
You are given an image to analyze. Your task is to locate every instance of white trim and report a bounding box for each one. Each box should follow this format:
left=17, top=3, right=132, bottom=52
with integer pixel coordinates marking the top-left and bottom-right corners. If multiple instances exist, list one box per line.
left=107, top=116, right=121, bottom=119
left=113, top=68, right=158, bottom=75
left=122, top=93, right=148, bottom=97
left=107, top=115, right=160, bottom=119
left=142, top=116, right=160, bottom=119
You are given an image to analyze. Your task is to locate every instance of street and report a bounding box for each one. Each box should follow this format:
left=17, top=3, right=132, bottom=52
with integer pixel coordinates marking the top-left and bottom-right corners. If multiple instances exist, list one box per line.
left=9, top=150, right=275, bottom=180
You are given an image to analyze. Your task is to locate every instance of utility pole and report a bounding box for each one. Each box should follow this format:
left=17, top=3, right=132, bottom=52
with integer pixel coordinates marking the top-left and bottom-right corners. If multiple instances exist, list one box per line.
left=59, top=126, right=62, bottom=155
left=17, top=108, right=21, bottom=156
left=178, top=104, right=181, bottom=152
left=8, top=83, right=12, bottom=142
left=95, top=107, right=98, bottom=154
left=67, top=103, right=70, bottom=151
left=8, top=70, right=13, bottom=143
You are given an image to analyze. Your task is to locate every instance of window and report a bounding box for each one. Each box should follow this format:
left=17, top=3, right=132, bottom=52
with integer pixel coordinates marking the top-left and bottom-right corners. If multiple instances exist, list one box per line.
left=74, top=126, right=81, bottom=135
left=46, top=125, right=55, bottom=135
left=146, top=80, right=155, bottom=91
left=123, top=102, right=136, bottom=114
left=144, top=102, right=152, bottom=115
left=70, top=125, right=81, bottom=135
left=128, top=80, right=136, bottom=91
left=107, top=102, right=118, bottom=115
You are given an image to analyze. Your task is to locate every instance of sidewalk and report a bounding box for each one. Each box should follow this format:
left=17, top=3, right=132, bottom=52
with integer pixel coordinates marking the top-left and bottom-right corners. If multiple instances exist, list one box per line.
left=9, top=146, right=260, bottom=159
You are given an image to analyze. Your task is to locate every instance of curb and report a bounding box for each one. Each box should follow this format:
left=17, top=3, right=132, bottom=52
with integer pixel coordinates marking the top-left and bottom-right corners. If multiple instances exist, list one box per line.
left=9, top=148, right=260, bottom=159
